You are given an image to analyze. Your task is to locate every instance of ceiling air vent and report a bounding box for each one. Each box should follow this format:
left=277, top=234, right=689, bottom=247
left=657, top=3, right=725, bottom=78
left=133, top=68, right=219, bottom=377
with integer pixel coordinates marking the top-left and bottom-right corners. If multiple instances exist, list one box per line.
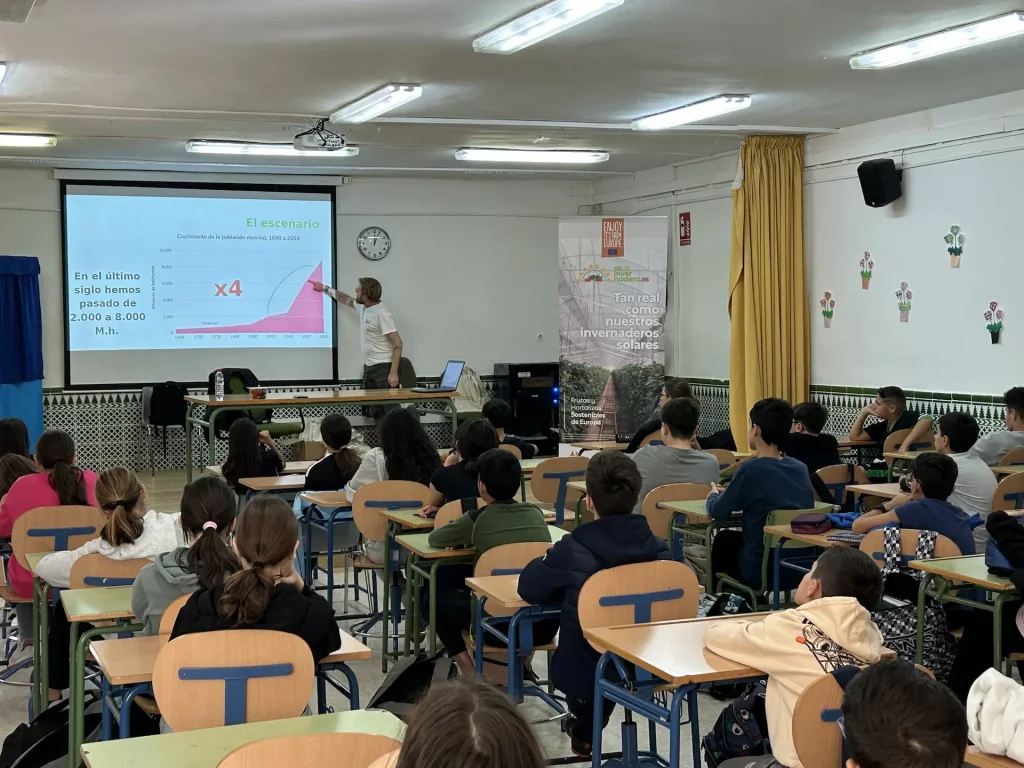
left=0, top=0, right=37, bottom=23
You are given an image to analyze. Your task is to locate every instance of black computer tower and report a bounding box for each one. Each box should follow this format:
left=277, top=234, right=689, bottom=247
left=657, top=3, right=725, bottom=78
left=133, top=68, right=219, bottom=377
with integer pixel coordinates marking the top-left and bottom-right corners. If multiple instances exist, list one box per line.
left=493, top=362, right=559, bottom=456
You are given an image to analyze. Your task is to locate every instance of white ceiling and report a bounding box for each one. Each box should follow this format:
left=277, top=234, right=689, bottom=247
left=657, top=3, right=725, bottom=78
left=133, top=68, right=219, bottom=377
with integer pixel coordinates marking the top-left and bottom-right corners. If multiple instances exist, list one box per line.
left=1, top=0, right=1024, bottom=177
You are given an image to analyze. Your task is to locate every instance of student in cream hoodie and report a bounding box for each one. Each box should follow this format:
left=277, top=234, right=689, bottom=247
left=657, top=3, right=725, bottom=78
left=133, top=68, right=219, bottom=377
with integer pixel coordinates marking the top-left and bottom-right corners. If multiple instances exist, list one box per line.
left=704, top=547, right=885, bottom=768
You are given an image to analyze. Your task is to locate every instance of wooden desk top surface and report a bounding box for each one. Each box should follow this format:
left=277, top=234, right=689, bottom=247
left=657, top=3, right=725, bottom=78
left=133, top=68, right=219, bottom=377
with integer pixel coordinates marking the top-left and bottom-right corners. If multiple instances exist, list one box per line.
left=207, top=461, right=313, bottom=478
left=762, top=524, right=859, bottom=549
left=240, top=475, right=306, bottom=492
left=883, top=450, right=934, bottom=461
left=60, top=586, right=134, bottom=622
left=27, top=551, right=47, bottom=574
left=519, top=457, right=544, bottom=475
left=993, top=465, right=1024, bottom=476
left=846, top=483, right=902, bottom=499
left=80, top=710, right=404, bottom=768
left=909, top=555, right=1018, bottom=591
left=90, top=630, right=371, bottom=686
left=570, top=441, right=629, bottom=452
left=299, top=491, right=351, bottom=508
left=837, top=437, right=875, bottom=449
left=186, top=389, right=456, bottom=406
left=662, top=500, right=833, bottom=524
left=966, top=747, right=1024, bottom=768
left=381, top=508, right=435, bottom=530
left=584, top=615, right=766, bottom=686
left=397, top=526, right=567, bottom=559
left=465, top=574, right=527, bottom=610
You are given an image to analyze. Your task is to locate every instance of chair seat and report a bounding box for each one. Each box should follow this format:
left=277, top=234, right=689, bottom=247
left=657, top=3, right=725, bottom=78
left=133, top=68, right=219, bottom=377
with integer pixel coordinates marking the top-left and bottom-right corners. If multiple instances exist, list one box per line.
left=0, top=585, right=31, bottom=604
left=353, top=555, right=384, bottom=570
left=1009, top=653, right=1024, bottom=662
left=135, top=695, right=161, bottom=715
left=462, top=630, right=557, bottom=655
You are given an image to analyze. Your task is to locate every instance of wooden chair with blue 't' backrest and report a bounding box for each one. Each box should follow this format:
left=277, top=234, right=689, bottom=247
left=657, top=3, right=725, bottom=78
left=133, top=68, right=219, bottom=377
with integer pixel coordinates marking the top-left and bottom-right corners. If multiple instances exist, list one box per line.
left=69, top=554, right=150, bottom=589
left=859, top=529, right=961, bottom=570
left=999, top=448, right=1024, bottom=467
left=992, top=471, right=1024, bottom=513
left=530, top=456, right=589, bottom=527
left=153, top=629, right=314, bottom=732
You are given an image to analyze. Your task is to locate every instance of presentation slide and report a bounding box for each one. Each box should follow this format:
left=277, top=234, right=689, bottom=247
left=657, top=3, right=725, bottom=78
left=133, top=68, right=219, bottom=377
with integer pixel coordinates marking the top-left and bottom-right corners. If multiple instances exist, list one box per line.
left=63, top=184, right=337, bottom=387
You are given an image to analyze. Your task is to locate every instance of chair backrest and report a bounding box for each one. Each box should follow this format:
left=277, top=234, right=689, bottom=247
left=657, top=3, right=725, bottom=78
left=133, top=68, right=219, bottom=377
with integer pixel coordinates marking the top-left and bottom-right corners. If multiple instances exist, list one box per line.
left=434, top=497, right=484, bottom=529
left=859, top=529, right=962, bottom=569
left=366, top=750, right=400, bottom=768
left=791, top=672, right=845, bottom=768
left=641, top=483, right=713, bottom=542
left=218, top=733, right=402, bottom=768
left=474, top=541, right=554, bottom=617
left=639, top=431, right=664, bottom=448
left=882, top=428, right=933, bottom=463
left=159, top=593, right=192, bottom=636
left=352, top=481, right=435, bottom=542
left=578, top=561, right=699, bottom=653
left=153, top=629, right=314, bottom=731
left=11, top=505, right=107, bottom=570
left=706, top=448, right=737, bottom=470
left=142, top=385, right=154, bottom=425
left=497, top=443, right=522, bottom=460
left=1000, top=448, right=1024, bottom=467
left=530, top=457, right=589, bottom=525
left=815, top=464, right=868, bottom=504
left=69, top=554, right=150, bottom=589
left=992, top=472, right=1024, bottom=512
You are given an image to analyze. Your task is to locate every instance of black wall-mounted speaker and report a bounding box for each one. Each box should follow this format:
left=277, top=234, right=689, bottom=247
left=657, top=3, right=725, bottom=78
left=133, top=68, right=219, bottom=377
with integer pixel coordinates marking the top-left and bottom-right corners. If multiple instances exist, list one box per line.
left=857, top=159, right=903, bottom=208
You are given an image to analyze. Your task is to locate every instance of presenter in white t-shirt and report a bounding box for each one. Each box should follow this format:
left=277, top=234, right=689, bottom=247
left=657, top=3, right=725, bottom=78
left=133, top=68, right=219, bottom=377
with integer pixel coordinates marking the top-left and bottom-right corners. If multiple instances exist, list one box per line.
left=309, top=277, right=404, bottom=415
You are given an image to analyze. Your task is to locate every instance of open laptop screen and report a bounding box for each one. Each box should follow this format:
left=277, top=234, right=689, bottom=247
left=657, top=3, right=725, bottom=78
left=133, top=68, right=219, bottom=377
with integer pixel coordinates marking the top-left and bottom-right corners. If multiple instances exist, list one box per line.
left=440, top=360, right=465, bottom=390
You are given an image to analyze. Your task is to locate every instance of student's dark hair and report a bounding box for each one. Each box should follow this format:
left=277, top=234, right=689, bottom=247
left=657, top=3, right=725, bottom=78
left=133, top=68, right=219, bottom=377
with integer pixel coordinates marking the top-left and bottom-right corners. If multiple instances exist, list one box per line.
left=0, top=418, right=30, bottom=459
left=660, top=397, right=700, bottom=439
left=320, top=414, right=360, bottom=483
left=749, top=398, right=793, bottom=447
left=0, top=454, right=38, bottom=498
left=663, top=377, right=692, bottom=400
left=937, top=411, right=980, bottom=454
left=477, top=449, right=520, bottom=501
left=812, top=547, right=883, bottom=609
left=218, top=496, right=297, bottom=626
left=585, top=451, right=642, bottom=516
left=910, top=452, right=957, bottom=500
left=177, top=476, right=239, bottom=589
left=358, top=276, right=383, bottom=302
left=396, top=678, right=546, bottom=768
left=222, top=418, right=261, bottom=491
left=95, top=467, right=145, bottom=547
left=842, top=659, right=967, bottom=768
left=453, top=418, right=499, bottom=476
left=35, top=430, right=87, bottom=506
left=482, top=398, right=513, bottom=429
left=793, top=401, right=828, bottom=434
left=877, top=386, right=907, bottom=411
left=378, top=408, right=443, bottom=487
left=1004, top=386, right=1024, bottom=416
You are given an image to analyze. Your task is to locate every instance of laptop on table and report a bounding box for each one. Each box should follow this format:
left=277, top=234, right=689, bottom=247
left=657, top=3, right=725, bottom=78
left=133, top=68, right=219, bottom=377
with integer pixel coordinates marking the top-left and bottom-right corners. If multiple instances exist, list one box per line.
left=412, top=360, right=465, bottom=393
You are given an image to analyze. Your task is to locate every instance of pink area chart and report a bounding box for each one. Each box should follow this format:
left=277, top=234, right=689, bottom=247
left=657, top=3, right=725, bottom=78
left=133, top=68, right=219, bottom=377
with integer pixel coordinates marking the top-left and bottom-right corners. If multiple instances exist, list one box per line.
left=176, top=263, right=324, bottom=335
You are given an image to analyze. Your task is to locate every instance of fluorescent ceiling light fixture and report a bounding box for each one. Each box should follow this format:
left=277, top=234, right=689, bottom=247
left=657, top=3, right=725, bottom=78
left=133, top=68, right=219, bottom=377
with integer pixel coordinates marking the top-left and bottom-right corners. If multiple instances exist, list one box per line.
left=850, top=12, right=1024, bottom=69
left=0, top=62, right=6, bottom=87
left=455, top=148, right=609, bottom=164
left=631, top=95, right=752, bottom=131
left=329, top=84, right=422, bottom=124
left=185, top=140, right=359, bottom=157
left=0, top=133, right=55, bottom=147
left=474, top=0, right=624, bottom=54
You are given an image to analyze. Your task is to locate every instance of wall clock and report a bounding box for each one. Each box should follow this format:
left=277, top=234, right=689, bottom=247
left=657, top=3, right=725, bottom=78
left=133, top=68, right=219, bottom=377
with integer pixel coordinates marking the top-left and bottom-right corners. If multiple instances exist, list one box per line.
left=357, top=226, right=391, bottom=260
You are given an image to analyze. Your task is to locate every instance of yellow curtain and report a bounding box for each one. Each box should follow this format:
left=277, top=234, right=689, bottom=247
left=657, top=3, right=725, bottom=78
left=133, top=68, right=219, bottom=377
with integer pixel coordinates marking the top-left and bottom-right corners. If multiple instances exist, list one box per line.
left=728, top=135, right=809, bottom=451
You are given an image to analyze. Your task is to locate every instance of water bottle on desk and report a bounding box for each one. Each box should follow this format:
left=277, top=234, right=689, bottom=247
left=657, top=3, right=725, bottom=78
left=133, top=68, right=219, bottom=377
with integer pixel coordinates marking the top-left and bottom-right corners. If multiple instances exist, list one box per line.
left=214, top=369, right=225, bottom=400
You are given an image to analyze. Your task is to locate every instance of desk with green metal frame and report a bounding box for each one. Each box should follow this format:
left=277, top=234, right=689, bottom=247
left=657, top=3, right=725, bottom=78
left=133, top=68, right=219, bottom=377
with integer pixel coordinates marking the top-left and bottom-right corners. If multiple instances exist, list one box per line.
left=27, top=551, right=48, bottom=718
left=379, top=508, right=434, bottom=672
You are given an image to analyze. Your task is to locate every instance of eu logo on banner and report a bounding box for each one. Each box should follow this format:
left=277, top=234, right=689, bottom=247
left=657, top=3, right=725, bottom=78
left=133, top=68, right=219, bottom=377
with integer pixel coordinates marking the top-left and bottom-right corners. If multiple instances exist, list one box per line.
left=602, top=218, right=625, bottom=257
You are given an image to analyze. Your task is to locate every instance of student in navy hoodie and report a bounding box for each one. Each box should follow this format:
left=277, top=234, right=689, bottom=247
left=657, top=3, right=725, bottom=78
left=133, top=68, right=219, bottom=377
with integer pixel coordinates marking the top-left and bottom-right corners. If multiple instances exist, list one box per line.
left=518, top=451, right=668, bottom=758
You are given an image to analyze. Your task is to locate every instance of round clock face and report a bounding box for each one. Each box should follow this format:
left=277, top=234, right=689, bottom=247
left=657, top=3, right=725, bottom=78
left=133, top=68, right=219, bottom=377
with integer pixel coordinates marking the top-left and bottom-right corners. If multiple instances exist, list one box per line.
left=357, top=226, right=391, bottom=261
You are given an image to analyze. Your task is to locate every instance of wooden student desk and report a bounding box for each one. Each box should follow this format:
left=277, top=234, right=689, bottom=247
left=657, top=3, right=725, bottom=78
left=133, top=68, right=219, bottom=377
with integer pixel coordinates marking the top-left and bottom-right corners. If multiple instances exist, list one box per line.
left=883, top=449, right=934, bottom=462
left=762, top=523, right=862, bottom=609
left=27, top=551, right=52, bottom=717
left=845, top=482, right=902, bottom=500
left=993, top=465, right=1024, bottom=476
left=966, top=747, right=1024, bottom=768
left=79, top=709, right=405, bottom=768
left=570, top=441, right=630, bottom=452
left=909, top=555, right=1020, bottom=670
left=184, top=389, right=459, bottom=482
left=205, top=460, right=314, bottom=478
left=239, top=475, right=307, bottom=497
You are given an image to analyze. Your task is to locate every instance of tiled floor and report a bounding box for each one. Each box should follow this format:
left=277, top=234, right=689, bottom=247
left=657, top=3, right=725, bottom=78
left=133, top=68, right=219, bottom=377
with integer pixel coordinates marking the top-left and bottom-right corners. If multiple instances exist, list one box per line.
left=0, top=470, right=726, bottom=763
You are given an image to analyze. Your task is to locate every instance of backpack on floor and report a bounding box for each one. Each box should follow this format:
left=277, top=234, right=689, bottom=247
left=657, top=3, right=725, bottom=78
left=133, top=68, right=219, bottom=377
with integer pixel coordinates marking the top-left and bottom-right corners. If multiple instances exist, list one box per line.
left=702, top=679, right=770, bottom=768
left=871, top=528, right=957, bottom=682
left=0, top=693, right=101, bottom=768
left=365, top=652, right=457, bottom=721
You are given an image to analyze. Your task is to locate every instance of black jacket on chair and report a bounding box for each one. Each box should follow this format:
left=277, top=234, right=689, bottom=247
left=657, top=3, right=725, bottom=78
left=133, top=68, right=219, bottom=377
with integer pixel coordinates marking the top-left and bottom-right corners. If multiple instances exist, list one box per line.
left=517, top=514, right=669, bottom=700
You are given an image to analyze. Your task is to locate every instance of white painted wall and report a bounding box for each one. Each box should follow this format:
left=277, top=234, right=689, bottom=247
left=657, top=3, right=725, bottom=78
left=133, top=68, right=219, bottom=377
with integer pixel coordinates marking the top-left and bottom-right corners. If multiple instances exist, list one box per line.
left=586, top=88, right=1024, bottom=394
left=0, top=170, right=581, bottom=387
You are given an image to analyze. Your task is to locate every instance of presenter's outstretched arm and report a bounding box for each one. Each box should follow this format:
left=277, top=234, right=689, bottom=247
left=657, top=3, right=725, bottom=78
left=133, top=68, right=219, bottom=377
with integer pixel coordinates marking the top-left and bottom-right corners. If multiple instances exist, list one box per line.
left=309, top=280, right=355, bottom=308
left=386, top=332, right=403, bottom=388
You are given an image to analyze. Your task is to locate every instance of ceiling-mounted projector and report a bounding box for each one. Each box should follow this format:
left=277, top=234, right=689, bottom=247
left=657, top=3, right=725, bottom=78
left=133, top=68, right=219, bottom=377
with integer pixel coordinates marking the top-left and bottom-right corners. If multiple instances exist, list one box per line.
left=293, top=120, right=347, bottom=152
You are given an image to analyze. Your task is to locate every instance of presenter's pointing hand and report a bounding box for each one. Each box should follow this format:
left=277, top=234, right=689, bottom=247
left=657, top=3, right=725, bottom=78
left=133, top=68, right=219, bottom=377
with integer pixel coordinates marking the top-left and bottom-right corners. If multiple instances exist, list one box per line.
left=308, top=280, right=327, bottom=293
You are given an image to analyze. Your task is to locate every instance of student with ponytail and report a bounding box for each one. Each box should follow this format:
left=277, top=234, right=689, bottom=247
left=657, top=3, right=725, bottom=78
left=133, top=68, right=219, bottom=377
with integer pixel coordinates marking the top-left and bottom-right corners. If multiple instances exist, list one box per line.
left=0, top=430, right=100, bottom=600
left=38, top=466, right=179, bottom=698
left=132, top=476, right=240, bottom=635
left=171, top=495, right=340, bottom=662
left=304, top=414, right=363, bottom=492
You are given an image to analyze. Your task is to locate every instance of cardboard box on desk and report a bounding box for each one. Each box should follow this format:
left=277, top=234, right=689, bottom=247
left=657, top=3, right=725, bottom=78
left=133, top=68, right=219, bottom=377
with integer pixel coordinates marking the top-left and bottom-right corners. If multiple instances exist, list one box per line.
left=294, top=441, right=326, bottom=461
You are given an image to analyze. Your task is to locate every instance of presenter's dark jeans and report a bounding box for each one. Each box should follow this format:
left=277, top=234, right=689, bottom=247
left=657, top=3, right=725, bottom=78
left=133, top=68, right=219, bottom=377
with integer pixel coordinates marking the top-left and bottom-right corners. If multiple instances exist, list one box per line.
left=363, top=362, right=397, bottom=421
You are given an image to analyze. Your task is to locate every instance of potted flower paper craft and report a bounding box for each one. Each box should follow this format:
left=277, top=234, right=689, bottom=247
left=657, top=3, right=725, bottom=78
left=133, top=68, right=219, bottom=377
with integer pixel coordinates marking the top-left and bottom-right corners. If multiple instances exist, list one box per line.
left=985, top=301, right=1004, bottom=344
left=944, top=225, right=965, bottom=268
left=859, top=252, right=873, bottom=290
left=896, top=282, right=912, bottom=323
left=820, top=292, right=835, bottom=328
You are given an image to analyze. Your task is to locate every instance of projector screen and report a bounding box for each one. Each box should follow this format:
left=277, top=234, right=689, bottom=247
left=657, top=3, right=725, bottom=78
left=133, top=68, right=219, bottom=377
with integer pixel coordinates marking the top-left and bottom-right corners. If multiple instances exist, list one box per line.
left=62, top=182, right=337, bottom=388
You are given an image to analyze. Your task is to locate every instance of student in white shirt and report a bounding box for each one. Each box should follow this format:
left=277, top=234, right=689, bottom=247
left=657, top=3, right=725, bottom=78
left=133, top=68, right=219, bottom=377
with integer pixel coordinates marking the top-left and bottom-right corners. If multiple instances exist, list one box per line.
left=934, top=411, right=997, bottom=550
left=974, top=387, right=1024, bottom=466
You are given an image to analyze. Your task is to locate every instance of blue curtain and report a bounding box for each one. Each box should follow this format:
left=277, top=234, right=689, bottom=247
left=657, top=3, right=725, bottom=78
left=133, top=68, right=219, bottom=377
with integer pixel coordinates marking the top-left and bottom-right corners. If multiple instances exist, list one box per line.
left=0, top=256, right=44, bottom=446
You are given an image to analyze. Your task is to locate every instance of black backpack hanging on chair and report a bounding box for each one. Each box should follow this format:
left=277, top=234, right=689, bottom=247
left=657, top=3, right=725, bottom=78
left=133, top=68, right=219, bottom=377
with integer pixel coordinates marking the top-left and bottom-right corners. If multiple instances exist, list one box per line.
left=149, top=381, right=188, bottom=456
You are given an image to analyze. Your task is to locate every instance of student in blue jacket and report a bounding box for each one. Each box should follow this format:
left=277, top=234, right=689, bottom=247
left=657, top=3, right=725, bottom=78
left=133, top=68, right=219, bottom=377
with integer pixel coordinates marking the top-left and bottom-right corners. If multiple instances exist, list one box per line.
left=706, top=398, right=814, bottom=590
left=518, top=451, right=669, bottom=759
